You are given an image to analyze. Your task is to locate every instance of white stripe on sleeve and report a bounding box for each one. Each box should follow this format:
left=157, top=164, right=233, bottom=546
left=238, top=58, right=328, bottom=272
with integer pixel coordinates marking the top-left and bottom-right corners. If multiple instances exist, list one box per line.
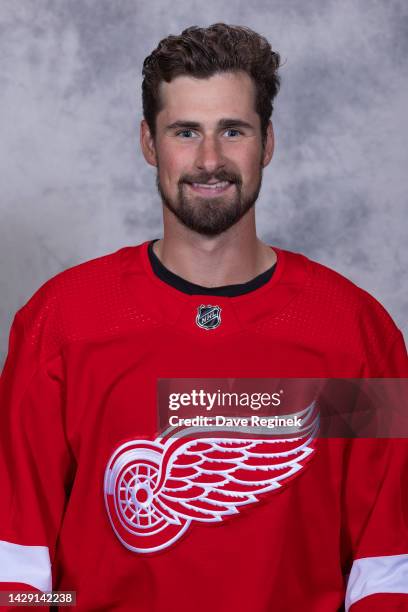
left=345, top=553, right=408, bottom=611
left=0, top=539, right=51, bottom=592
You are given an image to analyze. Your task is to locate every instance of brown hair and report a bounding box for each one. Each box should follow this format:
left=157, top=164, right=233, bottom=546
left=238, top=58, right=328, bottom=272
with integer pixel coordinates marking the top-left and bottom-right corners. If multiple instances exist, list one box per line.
left=142, top=23, right=281, bottom=145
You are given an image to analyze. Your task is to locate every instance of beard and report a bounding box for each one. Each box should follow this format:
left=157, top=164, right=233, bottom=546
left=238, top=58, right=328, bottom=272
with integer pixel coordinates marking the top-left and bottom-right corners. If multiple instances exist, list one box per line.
left=156, top=165, right=263, bottom=236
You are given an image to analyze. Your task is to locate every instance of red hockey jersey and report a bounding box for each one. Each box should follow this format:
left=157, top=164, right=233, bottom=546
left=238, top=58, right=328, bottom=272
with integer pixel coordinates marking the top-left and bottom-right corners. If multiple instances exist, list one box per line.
left=0, top=242, right=407, bottom=611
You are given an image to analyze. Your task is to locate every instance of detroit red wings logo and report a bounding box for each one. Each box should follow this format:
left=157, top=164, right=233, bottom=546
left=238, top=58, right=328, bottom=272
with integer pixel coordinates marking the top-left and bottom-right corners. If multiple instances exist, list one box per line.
left=104, top=403, right=318, bottom=553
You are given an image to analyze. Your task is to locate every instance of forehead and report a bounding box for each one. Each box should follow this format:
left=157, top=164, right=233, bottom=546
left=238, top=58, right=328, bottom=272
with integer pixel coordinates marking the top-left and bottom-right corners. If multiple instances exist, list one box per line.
left=158, top=71, right=258, bottom=124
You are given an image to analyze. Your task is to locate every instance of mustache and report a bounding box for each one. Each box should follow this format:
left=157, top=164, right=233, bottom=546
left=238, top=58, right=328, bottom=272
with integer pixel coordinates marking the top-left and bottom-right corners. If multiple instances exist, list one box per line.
left=180, top=171, right=242, bottom=186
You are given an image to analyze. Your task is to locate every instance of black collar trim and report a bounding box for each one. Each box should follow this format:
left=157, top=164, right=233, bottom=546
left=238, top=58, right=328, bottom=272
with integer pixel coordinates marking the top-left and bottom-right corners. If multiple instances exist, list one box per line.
left=147, top=239, right=276, bottom=297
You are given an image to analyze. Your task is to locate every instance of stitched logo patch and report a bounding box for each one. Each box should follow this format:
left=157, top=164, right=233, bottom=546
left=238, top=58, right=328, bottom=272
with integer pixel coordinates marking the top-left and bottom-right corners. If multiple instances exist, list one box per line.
left=104, top=404, right=318, bottom=554
left=196, top=305, right=222, bottom=330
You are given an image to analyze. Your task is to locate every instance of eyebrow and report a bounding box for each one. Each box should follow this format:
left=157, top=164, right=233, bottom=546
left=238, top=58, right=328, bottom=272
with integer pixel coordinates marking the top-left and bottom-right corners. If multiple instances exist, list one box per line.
left=165, top=118, right=255, bottom=131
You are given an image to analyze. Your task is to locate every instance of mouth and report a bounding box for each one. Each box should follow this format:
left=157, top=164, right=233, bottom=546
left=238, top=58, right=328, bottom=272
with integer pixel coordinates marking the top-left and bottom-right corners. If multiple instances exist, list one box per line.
left=186, top=181, right=234, bottom=196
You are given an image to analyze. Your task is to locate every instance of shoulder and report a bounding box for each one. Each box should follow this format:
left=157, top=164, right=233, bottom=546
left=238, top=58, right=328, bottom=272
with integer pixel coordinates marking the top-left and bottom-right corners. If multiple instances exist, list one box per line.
left=277, top=249, right=404, bottom=373
left=302, top=253, right=399, bottom=335
left=14, top=245, right=142, bottom=361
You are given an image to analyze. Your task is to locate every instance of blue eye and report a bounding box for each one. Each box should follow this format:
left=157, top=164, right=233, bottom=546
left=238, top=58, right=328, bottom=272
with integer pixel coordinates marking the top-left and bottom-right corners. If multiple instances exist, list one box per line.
left=176, top=130, right=196, bottom=138
left=226, top=129, right=241, bottom=137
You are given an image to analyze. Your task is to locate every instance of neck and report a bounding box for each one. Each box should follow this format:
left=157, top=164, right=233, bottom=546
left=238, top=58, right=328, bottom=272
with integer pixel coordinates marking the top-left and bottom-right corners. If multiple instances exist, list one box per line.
left=154, top=209, right=276, bottom=288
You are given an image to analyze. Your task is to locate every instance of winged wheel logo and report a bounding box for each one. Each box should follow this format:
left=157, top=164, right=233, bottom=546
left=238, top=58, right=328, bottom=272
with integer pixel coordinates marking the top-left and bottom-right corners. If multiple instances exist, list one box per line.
left=104, top=403, right=318, bottom=553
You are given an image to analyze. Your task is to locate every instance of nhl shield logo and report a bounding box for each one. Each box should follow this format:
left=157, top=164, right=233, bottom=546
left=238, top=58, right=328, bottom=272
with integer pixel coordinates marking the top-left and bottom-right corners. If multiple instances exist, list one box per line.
left=196, top=304, right=222, bottom=330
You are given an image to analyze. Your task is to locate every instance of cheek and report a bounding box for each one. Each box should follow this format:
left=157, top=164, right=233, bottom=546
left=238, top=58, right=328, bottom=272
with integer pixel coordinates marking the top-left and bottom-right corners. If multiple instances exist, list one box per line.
left=230, top=144, right=262, bottom=177
left=158, top=147, right=190, bottom=184
left=238, top=155, right=262, bottom=186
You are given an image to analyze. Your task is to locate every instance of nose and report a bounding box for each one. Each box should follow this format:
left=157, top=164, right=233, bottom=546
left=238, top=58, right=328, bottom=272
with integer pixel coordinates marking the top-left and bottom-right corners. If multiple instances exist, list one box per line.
left=195, top=135, right=226, bottom=174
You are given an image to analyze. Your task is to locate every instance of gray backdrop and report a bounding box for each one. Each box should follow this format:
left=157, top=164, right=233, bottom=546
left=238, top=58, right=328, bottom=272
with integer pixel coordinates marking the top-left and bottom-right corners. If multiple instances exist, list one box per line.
left=1, top=0, right=407, bottom=366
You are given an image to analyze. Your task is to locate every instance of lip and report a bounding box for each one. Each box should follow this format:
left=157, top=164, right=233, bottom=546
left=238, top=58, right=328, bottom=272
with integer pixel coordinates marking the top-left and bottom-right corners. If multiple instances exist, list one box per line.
left=186, top=181, right=234, bottom=197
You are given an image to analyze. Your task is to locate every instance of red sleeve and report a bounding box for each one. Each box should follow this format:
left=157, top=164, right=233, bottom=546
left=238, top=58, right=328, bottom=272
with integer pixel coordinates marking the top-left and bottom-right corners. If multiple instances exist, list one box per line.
left=345, top=331, right=408, bottom=610
left=351, top=593, right=408, bottom=610
left=0, top=309, right=74, bottom=610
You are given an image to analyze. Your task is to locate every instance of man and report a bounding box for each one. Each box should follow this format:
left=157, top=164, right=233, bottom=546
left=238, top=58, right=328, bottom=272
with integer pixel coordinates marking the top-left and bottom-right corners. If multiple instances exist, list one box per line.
left=0, top=23, right=407, bottom=611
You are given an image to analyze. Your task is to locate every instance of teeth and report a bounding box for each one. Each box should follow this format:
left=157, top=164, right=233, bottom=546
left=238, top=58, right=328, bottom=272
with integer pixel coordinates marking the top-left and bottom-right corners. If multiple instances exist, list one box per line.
left=192, top=181, right=230, bottom=189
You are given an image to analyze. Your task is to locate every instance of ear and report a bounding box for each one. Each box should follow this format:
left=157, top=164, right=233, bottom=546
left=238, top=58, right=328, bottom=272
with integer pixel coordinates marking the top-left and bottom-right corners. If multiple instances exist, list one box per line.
left=262, top=121, right=274, bottom=167
left=140, top=119, right=158, bottom=167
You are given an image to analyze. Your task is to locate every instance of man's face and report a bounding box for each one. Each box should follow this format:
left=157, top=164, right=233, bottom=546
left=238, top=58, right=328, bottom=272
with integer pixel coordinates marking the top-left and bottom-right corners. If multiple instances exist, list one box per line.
left=141, top=71, right=273, bottom=236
